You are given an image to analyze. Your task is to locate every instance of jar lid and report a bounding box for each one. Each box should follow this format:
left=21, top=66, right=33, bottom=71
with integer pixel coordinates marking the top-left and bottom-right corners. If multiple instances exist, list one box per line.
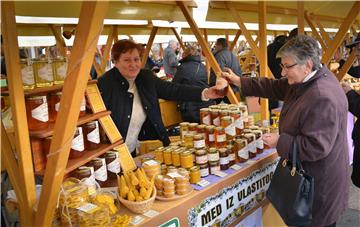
left=195, top=149, right=206, bottom=155
left=209, top=105, right=219, bottom=109
left=210, top=109, right=219, bottom=113
left=205, top=125, right=215, bottom=130
left=252, top=130, right=263, bottom=135
left=249, top=125, right=259, bottom=130
left=26, top=95, right=46, bottom=100
left=221, top=116, right=232, bottom=121
left=235, top=138, right=248, bottom=146
left=75, top=166, right=92, bottom=174
left=219, top=148, right=227, bottom=153
left=179, top=122, right=190, bottom=126
left=199, top=163, right=209, bottom=168
left=244, top=133, right=256, bottom=139
left=189, top=122, right=199, bottom=127
left=189, top=166, right=200, bottom=172
left=104, top=151, right=117, bottom=157
left=200, top=108, right=209, bottom=112
left=197, top=124, right=206, bottom=129
left=155, top=146, right=165, bottom=151
left=215, top=126, right=224, bottom=131
left=193, top=134, right=204, bottom=140
left=85, top=120, right=98, bottom=126
left=184, top=133, right=194, bottom=138
left=181, top=151, right=191, bottom=156
left=209, top=160, right=219, bottom=165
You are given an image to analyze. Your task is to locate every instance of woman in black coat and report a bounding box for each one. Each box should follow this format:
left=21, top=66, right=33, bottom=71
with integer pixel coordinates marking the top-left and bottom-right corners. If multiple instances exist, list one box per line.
left=172, top=46, right=215, bottom=123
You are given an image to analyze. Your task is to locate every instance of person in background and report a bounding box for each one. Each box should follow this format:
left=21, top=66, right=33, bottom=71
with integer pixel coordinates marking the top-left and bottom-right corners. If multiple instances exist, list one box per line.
left=163, top=40, right=179, bottom=78
left=222, top=35, right=349, bottom=227
left=141, top=44, right=160, bottom=74
left=172, top=46, right=215, bottom=122
left=339, top=32, right=360, bottom=78
left=210, top=38, right=242, bottom=97
left=341, top=33, right=360, bottom=188
left=97, top=40, right=225, bottom=156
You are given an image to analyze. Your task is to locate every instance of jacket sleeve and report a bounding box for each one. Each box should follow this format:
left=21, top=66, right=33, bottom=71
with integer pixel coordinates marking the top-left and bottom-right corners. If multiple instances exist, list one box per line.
left=168, top=51, right=179, bottom=67
left=240, top=77, right=289, bottom=101
left=347, top=90, right=360, bottom=118
left=277, top=96, right=341, bottom=162
left=172, top=66, right=185, bottom=84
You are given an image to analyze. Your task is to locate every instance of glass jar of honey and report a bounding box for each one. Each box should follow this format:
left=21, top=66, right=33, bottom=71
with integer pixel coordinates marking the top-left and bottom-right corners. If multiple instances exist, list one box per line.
left=180, top=151, right=194, bottom=169
left=219, top=148, right=229, bottom=170
left=229, top=110, right=239, bottom=124
left=179, top=122, right=190, bottom=140
left=103, top=151, right=120, bottom=180
left=189, top=166, right=201, bottom=184
left=48, top=92, right=61, bottom=123
left=199, top=163, right=209, bottom=177
left=79, top=96, right=86, bottom=117
left=82, top=121, right=100, bottom=150
left=222, top=116, right=236, bottom=140
left=209, top=161, right=220, bottom=174
left=88, top=158, right=108, bottom=187
left=193, top=134, right=205, bottom=149
left=154, top=146, right=165, bottom=163
left=200, top=108, right=211, bottom=125
left=195, top=149, right=208, bottom=165
left=219, top=109, right=229, bottom=119
left=197, top=124, right=206, bottom=138
left=188, top=123, right=199, bottom=134
left=69, top=127, right=85, bottom=159
left=227, top=145, right=236, bottom=166
left=163, top=149, right=173, bottom=165
left=205, top=125, right=216, bottom=148
left=207, top=147, right=220, bottom=162
left=25, top=95, right=49, bottom=131
left=252, top=130, right=264, bottom=154
left=235, top=139, right=248, bottom=163
left=244, top=133, right=257, bottom=159
left=260, top=127, right=271, bottom=150
left=210, top=109, right=220, bottom=126
left=74, top=166, right=97, bottom=195
left=183, top=133, right=194, bottom=148
left=20, top=58, right=35, bottom=89
left=171, top=149, right=181, bottom=167
left=214, top=127, right=226, bottom=148
left=52, top=56, right=68, bottom=85
left=33, top=58, right=54, bottom=87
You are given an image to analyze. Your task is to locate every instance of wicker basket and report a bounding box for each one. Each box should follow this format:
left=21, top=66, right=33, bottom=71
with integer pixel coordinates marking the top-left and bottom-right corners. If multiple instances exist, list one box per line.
left=118, top=186, right=157, bottom=214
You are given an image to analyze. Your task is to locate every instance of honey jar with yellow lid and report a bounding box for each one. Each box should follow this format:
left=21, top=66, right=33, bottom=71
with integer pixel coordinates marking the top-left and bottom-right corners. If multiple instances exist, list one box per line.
left=180, top=151, right=194, bottom=169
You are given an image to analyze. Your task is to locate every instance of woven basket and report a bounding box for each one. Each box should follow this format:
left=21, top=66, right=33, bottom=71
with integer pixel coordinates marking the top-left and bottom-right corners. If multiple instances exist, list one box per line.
left=119, top=186, right=156, bottom=214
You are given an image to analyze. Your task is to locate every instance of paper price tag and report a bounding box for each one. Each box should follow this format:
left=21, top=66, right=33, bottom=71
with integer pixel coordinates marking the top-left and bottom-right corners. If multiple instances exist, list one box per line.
left=131, top=215, right=144, bottom=225
left=213, top=171, right=227, bottom=178
left=197, top=179, right=210, bottom=187
left=167, top=172, right=183, bottom=178
left=230, top=164, right=242, bottom=170
left=144, top=160, right=158, bottom=166
left=143, top=210, right=160, bottom=218
left=77, top=203, right=99, bottom=214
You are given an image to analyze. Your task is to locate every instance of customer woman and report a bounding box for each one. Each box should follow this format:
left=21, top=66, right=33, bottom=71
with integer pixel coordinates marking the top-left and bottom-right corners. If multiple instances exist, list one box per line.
left=97, top=40, right=224, bottom=156
left=173, top=46, right=215, bottom=123
left=222, top=35, right=349, bottom=227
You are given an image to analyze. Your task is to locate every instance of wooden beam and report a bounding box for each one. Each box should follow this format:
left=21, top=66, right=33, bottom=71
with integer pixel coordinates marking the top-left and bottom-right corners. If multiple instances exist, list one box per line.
left=177, top=0, right=238, bottom=105
left=142, top=26, right=158, bottom=67
left=336, top=50, right=356, bottom=81
left=1, top=2, right=36, bottom=225
left=227, top=2, right=260, bottom=59
left=322, top=2, right=360, bottom=65
left=49, top=24, right=66, bottom=56
left=170, top=27, right=185, bottom=50
left=112, top=25, right=119, bottom=42
left=225, top=30, right=229, bottom=46
left=101, top=25, right=116, bottom=73
left=230, top=30, right=242, bottom=51
left=258, top=1, right=269, bottom=121
left=297, top=1, right=305, bottom=35
left=311, top=14, right=331, bottom=47
left=304, top=11, right=327, bottom=50
left=34, top=2, right=109, bottom=225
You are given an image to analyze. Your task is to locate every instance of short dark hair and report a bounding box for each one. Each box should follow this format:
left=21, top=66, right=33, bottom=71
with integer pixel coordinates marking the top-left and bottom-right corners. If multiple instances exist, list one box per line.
left=111, top=39, right=142, bottom=63
left=216, top=38, right=228, bottom=48
left=289, top=28, right=298, bottom=39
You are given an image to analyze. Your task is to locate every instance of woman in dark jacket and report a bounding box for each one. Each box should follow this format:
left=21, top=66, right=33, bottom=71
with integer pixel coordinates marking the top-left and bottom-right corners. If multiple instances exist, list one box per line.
left=173, top=46, right=215, bottom=123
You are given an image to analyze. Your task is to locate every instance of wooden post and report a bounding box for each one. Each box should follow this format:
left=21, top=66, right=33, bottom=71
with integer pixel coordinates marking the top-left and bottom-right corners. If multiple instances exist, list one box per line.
left=170, top=27, right=185, bottom=50
left=49, top=24, right=67, bottom=57
left=230, top=30, right=242, bottom=52
left=203, top=28, right=211, bottom=83
left=259, top=1, right=269, bottom=121
left=312, top=14, right=331, bottom=47
left=113, top=25, right=119, bottom=42
left=305, top=11, right=327, bottom=50
left=101, top=26, right=116, bottom=73
left=177, top=1, right=239, bottom=105
left=322, top=2, right=360, bottom=65
left=34, top=2, right=109, bottom=225
left=336, top=50, right=356, bottom=81
left=142, top=26, right=158, bottom=67
left=297, top=1, right=305, bottom=35
left=1, top=2, right=36, bottom=225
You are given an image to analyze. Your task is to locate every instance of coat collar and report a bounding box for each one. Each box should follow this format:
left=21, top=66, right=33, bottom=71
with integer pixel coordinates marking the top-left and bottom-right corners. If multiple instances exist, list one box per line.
left=179, top=55, right=201, bottom=64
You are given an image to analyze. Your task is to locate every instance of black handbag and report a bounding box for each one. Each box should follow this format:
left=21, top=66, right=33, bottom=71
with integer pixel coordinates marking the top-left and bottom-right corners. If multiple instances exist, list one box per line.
left=266, top=140, right=314, bottom=226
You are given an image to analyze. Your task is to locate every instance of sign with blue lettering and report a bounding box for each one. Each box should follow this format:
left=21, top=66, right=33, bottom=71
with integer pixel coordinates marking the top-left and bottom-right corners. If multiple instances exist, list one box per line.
left=187, top=159, right=278, bottom=227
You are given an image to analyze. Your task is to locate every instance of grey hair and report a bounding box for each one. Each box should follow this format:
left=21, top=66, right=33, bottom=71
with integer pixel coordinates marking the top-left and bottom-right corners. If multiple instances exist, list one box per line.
left=276, top=35, right=322, bottom=71
left=168, top=40, right=177, bottom=46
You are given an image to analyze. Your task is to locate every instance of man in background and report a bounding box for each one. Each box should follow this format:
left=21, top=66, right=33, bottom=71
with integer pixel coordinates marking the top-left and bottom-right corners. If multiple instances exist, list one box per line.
left=163, top=40, right=179, bottom=78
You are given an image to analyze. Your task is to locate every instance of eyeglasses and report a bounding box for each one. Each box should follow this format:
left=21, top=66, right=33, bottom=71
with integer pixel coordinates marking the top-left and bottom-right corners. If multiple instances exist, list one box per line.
left=279, top=63, right=298, bottom=70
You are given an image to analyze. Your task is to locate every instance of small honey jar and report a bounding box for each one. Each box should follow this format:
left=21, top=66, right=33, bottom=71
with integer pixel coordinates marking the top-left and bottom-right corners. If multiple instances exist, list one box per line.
left=200, top=108, right=211, bottom=125
left=180, top=151, right=194, bottom=169
left=25, top=95, right=49, bottom=131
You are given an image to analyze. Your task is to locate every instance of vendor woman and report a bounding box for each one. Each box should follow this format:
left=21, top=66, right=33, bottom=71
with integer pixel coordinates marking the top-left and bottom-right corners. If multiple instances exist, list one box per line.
left=98, top=39, right=224, bottom=156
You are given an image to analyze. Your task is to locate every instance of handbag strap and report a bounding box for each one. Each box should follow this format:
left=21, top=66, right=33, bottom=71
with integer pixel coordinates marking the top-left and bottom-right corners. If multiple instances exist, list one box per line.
left=290, top=139, right=305, bottom=175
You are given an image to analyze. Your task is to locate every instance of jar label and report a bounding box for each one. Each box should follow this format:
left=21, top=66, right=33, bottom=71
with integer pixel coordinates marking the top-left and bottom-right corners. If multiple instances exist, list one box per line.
left=213, top=117, right=220, bottom=126
left=107, top=155, right=120, bottom=173
left=249, top=142, right=257, bottom=154
left=225, top=124, right=236, bottom=136
left=200, top=167, right=209, bottom=177
left=229, top=153, right=236, bottom=161
left=55, top=102, right=60, bottom=112
left=216, top=134, right=226, bottom=142
left=21, top=65, right=34, bottom=85
left=80, top=97, right=86, bottom=111
left=210, top=165, right=220, bottom=173
left=57, top=63, right=68, bottom=79
left=238, top=148, right=249, bottom=159
left=94, top=158, right=108, bottom=182
left=31, top=97, right=49, bottom=122
left=38, top=64, right=53, bottom=82
left=194, top=139, right=205, bottom=149
left=196, top=155, right=208, bottom=164
left=202, top=115, right=211, bottom=125
left=82, top=176, right=97, bottom=195
left=208, top=134, right=215, bottom=142
left=208, top=152, right=219, bottom=161
left=257, top=139, right=264, bottom=149
left=219, top=157, right=229, bottom=165
left=71, top=127, right=84, bottom=152
left=234, top=118, right=244, bottom=129
left=87, top=121, right=100, bottom=144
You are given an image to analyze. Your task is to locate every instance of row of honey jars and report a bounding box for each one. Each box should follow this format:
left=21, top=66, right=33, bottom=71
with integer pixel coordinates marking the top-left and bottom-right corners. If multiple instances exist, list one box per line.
left=20, top=57, right=68, bottom=89
left=200, top=103, right=249, bottom=126
left=25, top=93, right=86, bottom=131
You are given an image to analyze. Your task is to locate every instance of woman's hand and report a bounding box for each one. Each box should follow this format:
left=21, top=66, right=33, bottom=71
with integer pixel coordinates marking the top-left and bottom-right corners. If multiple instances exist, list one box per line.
left=262, top=133, right=279, bottom=148
left=203, top=87, right=224, bottom=99
left=221, top=67, right=241, bottom=87
left=340, top=82, right=352, bottom=94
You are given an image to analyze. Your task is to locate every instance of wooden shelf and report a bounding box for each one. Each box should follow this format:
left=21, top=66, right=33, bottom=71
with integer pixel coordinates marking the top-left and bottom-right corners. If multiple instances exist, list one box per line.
left=35, top=139, right=123, bottom=175
left=1, top=80, right=97, bottom=96
left=29, top=110, right=111, bottom=138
